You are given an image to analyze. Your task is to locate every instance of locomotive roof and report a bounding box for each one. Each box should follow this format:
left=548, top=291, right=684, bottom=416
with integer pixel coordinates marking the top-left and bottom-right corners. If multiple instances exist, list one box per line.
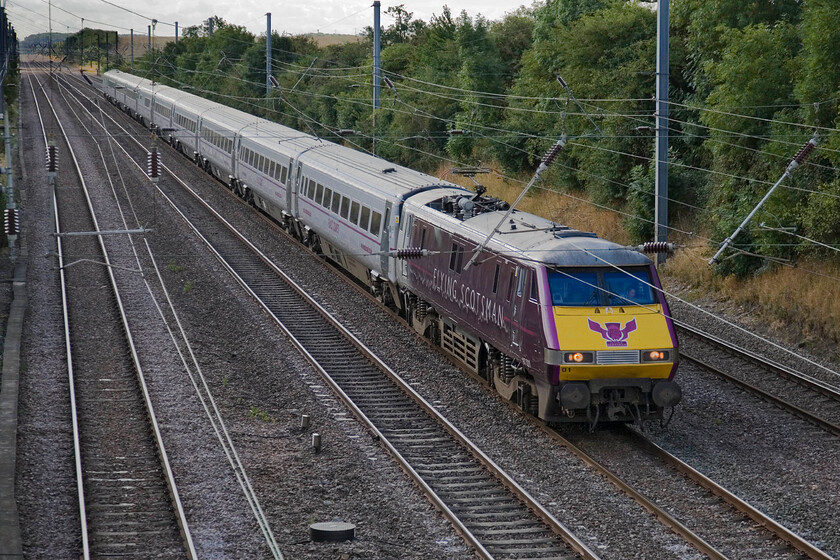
left=466, top=211, right=651, bottom=267
left=405, top=190, right=650, bottom=268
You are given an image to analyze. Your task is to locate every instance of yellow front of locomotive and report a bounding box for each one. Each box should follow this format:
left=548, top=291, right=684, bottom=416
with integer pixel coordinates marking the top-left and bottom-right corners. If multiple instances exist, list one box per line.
left=546, top=266, right=680, bottom=420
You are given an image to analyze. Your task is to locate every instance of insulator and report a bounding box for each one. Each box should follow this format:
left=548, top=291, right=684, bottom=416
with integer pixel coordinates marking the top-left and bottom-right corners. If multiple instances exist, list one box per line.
left=637, top=241, right=676, bottom=254
left=793, top=137, right=818, bottom=165
left=147, top=147, right=161, bottom=182
left=541, top=137, right=567, bottom=167
left=45, top=145, right=58, bottom=174
left=4, top=208, right=19, bottom=235
left=393, top=248, right=427, bottom=260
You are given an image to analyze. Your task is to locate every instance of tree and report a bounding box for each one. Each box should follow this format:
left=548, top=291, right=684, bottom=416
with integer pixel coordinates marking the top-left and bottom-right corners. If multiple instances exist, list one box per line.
left=532, top=0, right=617, bottom=42
left=446, top=13, right=504, bottom=162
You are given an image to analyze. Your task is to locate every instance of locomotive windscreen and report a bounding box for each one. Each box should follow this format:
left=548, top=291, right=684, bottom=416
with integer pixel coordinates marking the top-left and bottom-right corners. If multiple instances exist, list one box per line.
left=548, top=268, right=655, bottom=307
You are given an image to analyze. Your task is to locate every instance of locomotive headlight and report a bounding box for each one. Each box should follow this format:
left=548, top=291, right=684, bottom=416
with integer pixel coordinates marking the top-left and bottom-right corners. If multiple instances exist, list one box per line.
left=563, top=351, right=594, bottom=364
left=642, top=350, right=671, bottom=362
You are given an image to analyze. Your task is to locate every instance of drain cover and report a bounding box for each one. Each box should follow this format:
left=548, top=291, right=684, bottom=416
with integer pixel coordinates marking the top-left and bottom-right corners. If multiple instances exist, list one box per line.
left=310, top=521, right=356, bottom=542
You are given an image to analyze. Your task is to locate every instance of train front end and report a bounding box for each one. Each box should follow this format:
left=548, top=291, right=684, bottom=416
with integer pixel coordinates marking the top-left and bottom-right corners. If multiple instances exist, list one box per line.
left=543, top=264, right=680, bottom=425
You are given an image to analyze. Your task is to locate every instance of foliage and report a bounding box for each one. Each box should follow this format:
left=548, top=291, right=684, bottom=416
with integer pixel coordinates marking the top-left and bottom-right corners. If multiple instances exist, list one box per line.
left=122, top=0, right=840, bottom=275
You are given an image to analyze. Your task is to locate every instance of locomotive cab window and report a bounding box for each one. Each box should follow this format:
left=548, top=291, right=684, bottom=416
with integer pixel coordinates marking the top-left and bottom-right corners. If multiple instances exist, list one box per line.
left=548, top=268, right=655, bottom=307
left=516, top=269, right=527, bottom=297
left=529, top=271, right=539, bottom=302
left=492, top=264, right=501, bottom=293
left=604, top=270, right=655, bottom=306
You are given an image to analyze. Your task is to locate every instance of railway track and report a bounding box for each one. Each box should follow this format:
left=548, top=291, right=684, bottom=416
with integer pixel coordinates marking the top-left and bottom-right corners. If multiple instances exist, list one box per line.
left=29, top=63, right=287, bottom=559
left=676, top=322, right=840, bottom=436
left=553, top=424, right=832, bottom=560
left=25, top=66, right=195, bottom=559
left=45, top=63, right=837, bottom=559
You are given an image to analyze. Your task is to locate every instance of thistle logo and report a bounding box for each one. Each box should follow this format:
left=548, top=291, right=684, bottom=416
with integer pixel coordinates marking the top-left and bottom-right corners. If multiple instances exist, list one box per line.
left=588, top=318, right=637, bottom=347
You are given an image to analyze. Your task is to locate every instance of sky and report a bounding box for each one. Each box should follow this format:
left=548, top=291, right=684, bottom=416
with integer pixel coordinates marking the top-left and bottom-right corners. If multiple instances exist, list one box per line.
left=6, top=0, right=526, bottom=40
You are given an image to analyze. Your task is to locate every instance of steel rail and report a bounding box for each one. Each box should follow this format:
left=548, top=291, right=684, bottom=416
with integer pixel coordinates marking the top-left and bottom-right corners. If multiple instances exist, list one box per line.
left=25, top=65, right=198, bottom=560
left=22, top=67, right=91, bottom=560
left=676, top=323, right=840, bottom=437
left=676, top=321, right=840, bottom=399
left=623, top=427, right=834, bottom=560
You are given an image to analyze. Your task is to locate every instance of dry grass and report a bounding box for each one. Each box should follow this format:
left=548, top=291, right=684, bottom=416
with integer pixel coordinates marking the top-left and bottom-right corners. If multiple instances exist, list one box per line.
left=304, top=34, right=362, bottom=47
left=663, top=247, right=840, bottom=346
left=435, top=163, right=840, bottom=349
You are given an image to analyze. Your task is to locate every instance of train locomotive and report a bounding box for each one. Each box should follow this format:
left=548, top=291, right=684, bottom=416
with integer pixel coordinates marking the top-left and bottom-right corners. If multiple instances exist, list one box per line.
left=102, top=69, right=681, bottom=426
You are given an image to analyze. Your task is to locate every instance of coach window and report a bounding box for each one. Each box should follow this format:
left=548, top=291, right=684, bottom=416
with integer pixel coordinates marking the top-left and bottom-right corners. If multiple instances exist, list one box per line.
left=269, top=161, right=276, bottom=179
left=340, top=197, right=350, bottom=219
left=360, top=206, right=371, bottom=231
left=331, top=193, right=342, bottom=214
left=280, top=166, right=288, bottom=184
left=370, top=211, right=382, bottom=236
left=349, top=201, right=360, bottom=224
left=323, top=188, right=333, bottom=209
left=315, top=183, right=324, bottom=204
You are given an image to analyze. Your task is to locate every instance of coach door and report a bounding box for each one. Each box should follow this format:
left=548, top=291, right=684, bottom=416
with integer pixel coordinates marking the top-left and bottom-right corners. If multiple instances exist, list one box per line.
left=292, top=161, right=303, bottom=215
left=379, top=202, right=393, bottom=278
left=398, top=214, right=413, bottom=281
